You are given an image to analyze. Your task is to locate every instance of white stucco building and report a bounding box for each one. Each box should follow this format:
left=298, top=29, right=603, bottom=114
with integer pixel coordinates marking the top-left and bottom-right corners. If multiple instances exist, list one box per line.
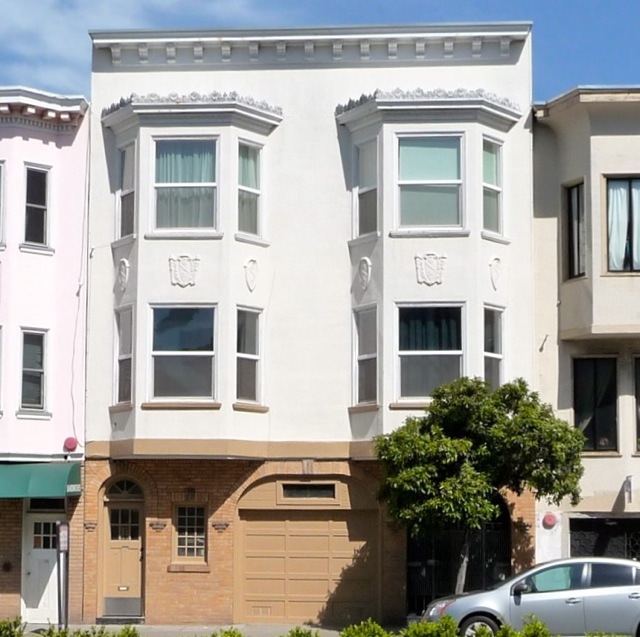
left=81, top=24, right=536, bottom=625
left=0, top=87, right=88, bottom=623
left=534, top=88, right=640, bottom=562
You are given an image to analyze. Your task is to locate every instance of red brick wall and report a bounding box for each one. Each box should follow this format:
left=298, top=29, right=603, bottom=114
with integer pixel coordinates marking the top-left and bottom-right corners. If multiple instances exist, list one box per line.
left=0, top=499, right=22, bottom=619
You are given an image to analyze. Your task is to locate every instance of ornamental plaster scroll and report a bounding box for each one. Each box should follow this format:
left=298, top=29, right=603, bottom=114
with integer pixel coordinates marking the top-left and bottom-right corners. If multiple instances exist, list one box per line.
left=244, top=259, right=258, bottom=292
left=335, top=87, right=521, bottom=116
left=117, top=258, right=130, bottom=292
left=169, top=256, right=200, bottom=287
left=358, top=257, right=372, bottom=290
left=415, top=253, right=447, bottom=286
left=102, top=91, right=283, bottom=118
left=490, top=257, right=502, bottom=291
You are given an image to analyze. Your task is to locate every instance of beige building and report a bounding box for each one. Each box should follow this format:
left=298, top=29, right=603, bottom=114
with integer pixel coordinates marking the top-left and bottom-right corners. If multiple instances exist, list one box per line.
left=534, top=88, right=640, bottom=561
left=83, top=24, right=536, bottom=625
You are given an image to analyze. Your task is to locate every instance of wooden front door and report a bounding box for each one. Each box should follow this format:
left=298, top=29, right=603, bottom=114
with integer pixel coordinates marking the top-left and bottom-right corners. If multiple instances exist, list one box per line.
left=103, top=504, right=143, bottom=617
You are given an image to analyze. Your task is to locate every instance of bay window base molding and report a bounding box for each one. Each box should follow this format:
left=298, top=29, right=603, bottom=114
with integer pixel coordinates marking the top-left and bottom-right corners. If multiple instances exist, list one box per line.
left=388, top=401, right=429, bottom=411
left=141, top=401, right=221, bottom=410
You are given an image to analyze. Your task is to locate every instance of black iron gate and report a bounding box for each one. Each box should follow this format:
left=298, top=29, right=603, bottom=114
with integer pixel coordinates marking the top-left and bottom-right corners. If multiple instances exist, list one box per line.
left=570, top=517, right=640, bottom=558
left=406, top=498, right=511, bottom=615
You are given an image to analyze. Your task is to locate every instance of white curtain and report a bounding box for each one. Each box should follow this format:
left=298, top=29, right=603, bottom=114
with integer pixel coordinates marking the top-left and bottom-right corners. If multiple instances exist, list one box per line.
left=608, top=180, right=629, bottom=270
left=632, top=180, right=640, bottom=270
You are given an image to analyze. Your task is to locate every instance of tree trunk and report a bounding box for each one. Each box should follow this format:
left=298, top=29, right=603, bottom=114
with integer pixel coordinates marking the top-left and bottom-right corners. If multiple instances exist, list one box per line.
left=455, top=530, right=470, bottom=594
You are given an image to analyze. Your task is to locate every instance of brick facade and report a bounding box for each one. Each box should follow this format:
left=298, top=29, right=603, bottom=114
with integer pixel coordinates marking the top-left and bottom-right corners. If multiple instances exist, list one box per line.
left=0, top=499, right=22, bottom=618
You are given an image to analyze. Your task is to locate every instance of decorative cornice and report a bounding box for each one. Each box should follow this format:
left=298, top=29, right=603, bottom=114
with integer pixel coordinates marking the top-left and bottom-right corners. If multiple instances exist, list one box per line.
left=335, top=87, right=520, bottom=116
left=0, top=87, right=87, bottom=130
left=103, top=91, right=282, bottom=118
left=0, top=115, right=79, bottom=132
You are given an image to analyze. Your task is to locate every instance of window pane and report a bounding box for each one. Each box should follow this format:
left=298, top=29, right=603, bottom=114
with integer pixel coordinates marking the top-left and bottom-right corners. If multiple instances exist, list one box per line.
left=177, top=506, right=205, bottom=558
left=359, top=141, right=377, bottom=190
left=118, top=311, right=132, bottom=356
left=237, top=311, right=258, bottom=355
left=239, top=144, right=259, bottom=189
left=484, top=309, right=501, bottom=354
left=636, top=359, right=640, bottom=452
left=358, top=358, right=377, bottom=403
left=118, top=359, right=132, bottom=403
left=121, top=192, right=134, bottom=237
left=358, top=189, right=377, bottom=235
left=156, top=140, right=215, bottom=183
left=591, top=563, right=634, bottom=588
left=484, top=357, right=500, bottom=391
left=27, top=170, right=47, bottom=206
left=156, top=186, right=215, bottom=228
left=532, top=565, right=577, bottom=592
left=607, top=179, right=640, bottom=271
left=154, top=355, right=213, bottom=397
left=237, top=358, right=257, bottom=401
left=399, top=307, right=461, bottom=351
left=568, top=184, right=585, bottom=278
left=25, top=207, right=45, bottom=244
left=238, top=190, right=258, bottom=234
left=399, top=138, right=460, bottom=181
left=153, top=308, right=214, bottom=352
left=574, top=358, right=617, bottom=451
left=483, top=189, right=500, bottom=233
left=483, top=142, right=499, bottom=186
left=400, top=185, right=460, bottom=226
left=400, top=354, right=461, bottom=397
left=121, top=146, right=134, bottom=191
left=22, top=372, right=43, bottom=407
left=23, top=334, right=44, bottom=369
left=357, top=309, right=376, bottom=356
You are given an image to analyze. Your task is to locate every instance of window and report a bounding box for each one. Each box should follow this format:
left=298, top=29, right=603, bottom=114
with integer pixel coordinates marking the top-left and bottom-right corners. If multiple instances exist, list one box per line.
left=607, top=178, right=640, bottom=271
left=484, top=308, right=502, bottom=390
left=398, top=137, right=461, bottom=227
left=236, top=308, right=260, bottom=402
left=574, top=357, right=617, bottom=451
left=527, top=563, right=584, bottom=593
left=176, top=505, right=206, bottom=559
left=238, top=143, right=260, bottom=235
left=355, top=307, right=377, bottom=403
left=119, top=145, right=135, bottom=237
left=25, top=168, right=48, bottom=245
left=155, top=140, right=216, bottom=229
left=21, top=331, right=45, bottom=409
left=398, top=306, right=462, bottom=397
left=357, top=140, right=377, bottom=235
left=567, top=183, right=585, bottom=278
left=116, top=308, right=132, bottom=403
left=590, top=563, right=635, bottom=588
left=635, top=358, right=640, bottom=451
left=152, top=307, right=214, bottom=398
left=283, top=484, right=336, bottom=499
left=483, top=140, right=501, bottom=233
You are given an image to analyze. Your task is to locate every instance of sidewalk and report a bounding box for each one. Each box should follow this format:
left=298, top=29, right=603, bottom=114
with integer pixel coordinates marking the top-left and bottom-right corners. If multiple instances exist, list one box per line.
left=26, top=625, right=343, bottom=637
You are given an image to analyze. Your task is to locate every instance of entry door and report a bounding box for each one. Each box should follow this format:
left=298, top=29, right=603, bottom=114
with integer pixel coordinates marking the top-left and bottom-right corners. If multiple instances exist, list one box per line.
left=22, top=514, right=61, bottom=624
left=104, top=505, right=143, bottom=616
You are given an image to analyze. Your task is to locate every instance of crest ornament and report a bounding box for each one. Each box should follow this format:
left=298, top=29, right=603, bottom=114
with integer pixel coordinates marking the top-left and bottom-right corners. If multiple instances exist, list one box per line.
left=244, top=259, right=258, bottom=292
left=415, top=253, right=447, bottom=286
left=117, top=258, right=130, bottom=292
left=358, top=257, right=372, bottom=290
left=490, top=257, right=502, bottom=291
left=169, top=256, right=200, bottom=287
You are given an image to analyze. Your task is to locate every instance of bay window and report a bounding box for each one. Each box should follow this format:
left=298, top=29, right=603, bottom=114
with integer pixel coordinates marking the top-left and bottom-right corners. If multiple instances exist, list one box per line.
left=398, top=306, right=462, bottom=398
left=236, top=308, right=260, bottom=402
left=357, top=140, right=377, bottom=235
left=567, top=182, right=585, bottom=278
left=116, top=308, right=133, bottom=403
left=355, top=307, right=377, bottom=403
left=607, top=178, right=640, bottom=271
left=119, top=145, right=135, bottom=237
left=155, top=139, right=216, bottom=229
left=483, top=140, right=501, bottom=233
left=484, top=308, right=502, bottom=390
left=398, top=136, right=461, bottom=227
left=152, top=307, right=215, bottom=398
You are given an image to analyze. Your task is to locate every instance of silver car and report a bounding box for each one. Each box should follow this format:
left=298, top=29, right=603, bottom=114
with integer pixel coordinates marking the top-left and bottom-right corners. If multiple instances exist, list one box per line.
left=423, top=557, right=640, bottom=636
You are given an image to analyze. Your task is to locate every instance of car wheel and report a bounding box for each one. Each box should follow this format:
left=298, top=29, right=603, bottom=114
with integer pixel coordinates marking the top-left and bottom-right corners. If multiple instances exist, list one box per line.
left=459, top=615, right=499, bottom=637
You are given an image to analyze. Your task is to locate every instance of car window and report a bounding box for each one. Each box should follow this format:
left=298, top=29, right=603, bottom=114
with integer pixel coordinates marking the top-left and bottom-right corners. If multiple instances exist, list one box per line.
left=529, top=564, right=584, bottom=592
left=590, top=563, right=635, bottom=588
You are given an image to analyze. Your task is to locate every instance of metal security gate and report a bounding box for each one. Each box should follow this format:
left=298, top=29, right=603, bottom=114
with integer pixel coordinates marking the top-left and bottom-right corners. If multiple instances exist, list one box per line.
left=570, top=518, right=640, bottom=558
left=406, top=499, right=511, bottom=615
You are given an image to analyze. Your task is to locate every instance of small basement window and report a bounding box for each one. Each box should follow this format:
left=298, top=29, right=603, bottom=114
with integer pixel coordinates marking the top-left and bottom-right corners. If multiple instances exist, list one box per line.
left=282, top=483, right=336, bottom=499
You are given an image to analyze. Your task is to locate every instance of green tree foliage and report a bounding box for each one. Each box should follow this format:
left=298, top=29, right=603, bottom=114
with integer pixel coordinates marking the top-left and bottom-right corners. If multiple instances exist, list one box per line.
left=376, top=377, right=584, bottom=538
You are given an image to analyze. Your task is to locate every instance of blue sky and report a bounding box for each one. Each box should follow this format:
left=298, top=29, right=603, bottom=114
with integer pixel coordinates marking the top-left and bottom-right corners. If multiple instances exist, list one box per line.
left=0, top=0, right=638, bottom=102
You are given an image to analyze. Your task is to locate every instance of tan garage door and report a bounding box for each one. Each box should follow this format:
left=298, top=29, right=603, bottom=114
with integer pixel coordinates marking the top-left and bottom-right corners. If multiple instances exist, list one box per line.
left=239, top=509, right=379, bottom=625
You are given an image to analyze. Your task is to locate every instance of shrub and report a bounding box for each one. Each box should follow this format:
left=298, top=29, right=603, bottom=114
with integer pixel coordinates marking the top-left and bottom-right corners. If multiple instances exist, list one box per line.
left=400, top=616, right=459, bottom=637
left=285, top=628, right=321, bottom=637
left=520, top=617, right=551, bottom=637
left=0, top=618, right=24, bottom=637
left=340, top=618, right=390, bottom=637
left=210, top=628, right=245, bottom=637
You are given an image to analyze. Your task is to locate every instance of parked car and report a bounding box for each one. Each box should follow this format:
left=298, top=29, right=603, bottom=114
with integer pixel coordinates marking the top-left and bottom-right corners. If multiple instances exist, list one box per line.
left=422, top=557, right=640, bottom=636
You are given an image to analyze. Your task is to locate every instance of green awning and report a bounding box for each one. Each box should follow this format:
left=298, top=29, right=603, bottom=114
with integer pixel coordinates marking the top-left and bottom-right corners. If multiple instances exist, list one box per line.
left=0, top=462, right=82, bottom=498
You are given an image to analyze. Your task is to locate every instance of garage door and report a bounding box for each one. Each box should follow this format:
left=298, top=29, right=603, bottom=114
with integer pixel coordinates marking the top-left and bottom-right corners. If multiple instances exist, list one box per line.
left=238, top=509, right=379, bottom=624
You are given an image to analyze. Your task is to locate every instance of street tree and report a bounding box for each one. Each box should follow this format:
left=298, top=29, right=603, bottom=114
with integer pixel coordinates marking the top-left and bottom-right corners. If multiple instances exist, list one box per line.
left=375, top=377, right=584, bottom=593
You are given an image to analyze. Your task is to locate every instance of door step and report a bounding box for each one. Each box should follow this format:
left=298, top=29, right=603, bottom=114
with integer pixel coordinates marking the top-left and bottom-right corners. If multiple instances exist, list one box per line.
left=96, top=617, right=145, bottom=625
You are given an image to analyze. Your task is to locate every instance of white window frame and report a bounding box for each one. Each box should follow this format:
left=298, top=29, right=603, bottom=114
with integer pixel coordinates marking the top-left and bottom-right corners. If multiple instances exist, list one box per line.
left=396, top=303, right=464, bottom=400
left=174, top=504, right=207, bottom=563
left=354, top=305, right=377, bottom=404
left=396, top=134, right=463, bottom=229
left=236, top=306, right=261, bottom=403
left=150, top=304, right=216, bottom=401
left=152, top=137, right=218, bottom=232
left=24, top=164, right=50, bottom=247
left=237, top=141, right=262, bottom=237
left=115, top=307, right=133, bottom=404
left=482, top=138, right=503, bottom=235
left=20, top=328, right=47, bottom=412
left=118, top=144, right=136, bottom=239
left=566, top=181, right=586, bottom=279
left=484, top=306, right=503, bottom=390
left=356, top=139, right=378, bottom=237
